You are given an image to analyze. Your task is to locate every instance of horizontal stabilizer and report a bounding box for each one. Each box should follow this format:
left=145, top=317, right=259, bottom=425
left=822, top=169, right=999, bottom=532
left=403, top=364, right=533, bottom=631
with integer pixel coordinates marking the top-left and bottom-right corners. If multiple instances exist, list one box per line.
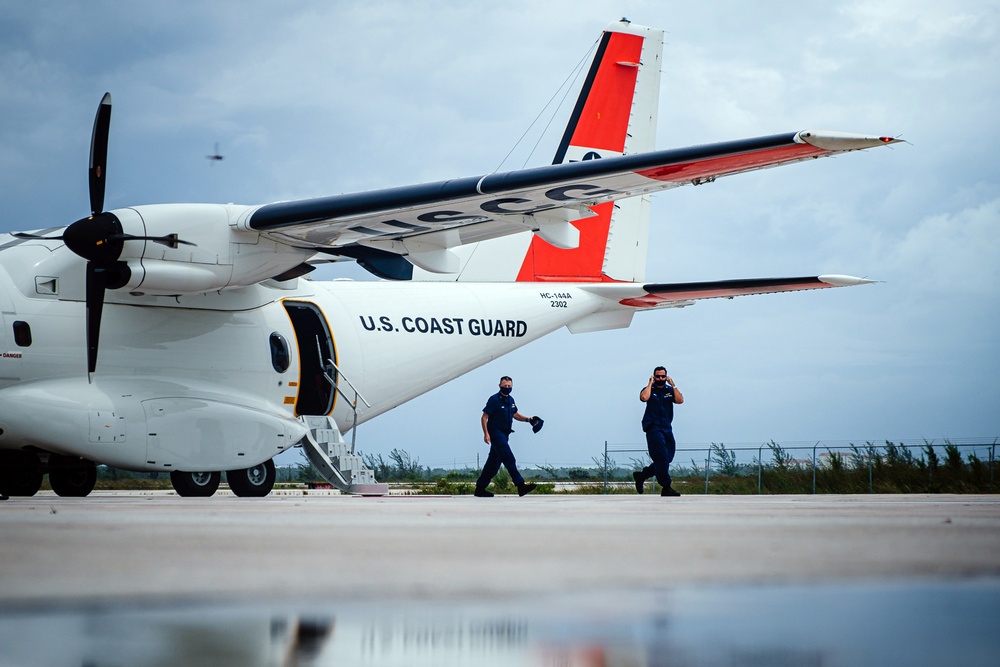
left=581, top=275, right=874, bottom=310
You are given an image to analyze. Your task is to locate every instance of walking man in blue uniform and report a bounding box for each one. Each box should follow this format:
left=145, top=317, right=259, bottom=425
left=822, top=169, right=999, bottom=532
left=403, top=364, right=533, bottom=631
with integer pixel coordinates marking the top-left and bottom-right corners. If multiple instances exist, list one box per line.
left=634, top=366, right=685, bottom=496
left=475, top=375, right=539, bottom=497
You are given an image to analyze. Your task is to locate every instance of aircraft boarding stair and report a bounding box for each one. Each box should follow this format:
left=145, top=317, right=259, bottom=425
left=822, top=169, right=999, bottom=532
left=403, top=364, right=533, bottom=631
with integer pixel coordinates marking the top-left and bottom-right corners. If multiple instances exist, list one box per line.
left=299, top=415, right=389, bottom=495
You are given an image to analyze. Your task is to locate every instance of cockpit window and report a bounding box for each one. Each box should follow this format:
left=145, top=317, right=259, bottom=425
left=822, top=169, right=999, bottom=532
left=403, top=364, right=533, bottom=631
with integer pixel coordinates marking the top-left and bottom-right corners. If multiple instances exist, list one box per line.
left=13, top=321, right=31, bottom=347
left=269, top=332, right=290, bottom=373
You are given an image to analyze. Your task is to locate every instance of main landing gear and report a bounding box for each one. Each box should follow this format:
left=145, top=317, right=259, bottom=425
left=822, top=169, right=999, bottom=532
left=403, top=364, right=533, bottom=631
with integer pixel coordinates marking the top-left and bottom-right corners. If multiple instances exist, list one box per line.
left=48, top=457, right=98, bottom=497
left=0, top=451, right=44, bottom=497
left=226, top=459, right=276, bottom=498
left=169, top=460, right=276, bottom=498
left=0, top=452, right=278, bottom=499
left=0, top=452, right=97, bottom=498
left=169, top=470, right=221, bottom=497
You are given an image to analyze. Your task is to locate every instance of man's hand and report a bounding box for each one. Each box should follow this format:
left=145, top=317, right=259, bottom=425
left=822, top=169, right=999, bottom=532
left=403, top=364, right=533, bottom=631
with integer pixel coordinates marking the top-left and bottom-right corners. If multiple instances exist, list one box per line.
left=481, top=412, right=491, bottom=444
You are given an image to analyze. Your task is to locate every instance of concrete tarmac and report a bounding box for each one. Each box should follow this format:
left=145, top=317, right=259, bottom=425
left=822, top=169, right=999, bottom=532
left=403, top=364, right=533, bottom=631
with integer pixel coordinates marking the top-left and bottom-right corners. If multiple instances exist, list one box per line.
left=2, top=493, right=999, bottom=666
left=1, top=492, right=998, bottom=604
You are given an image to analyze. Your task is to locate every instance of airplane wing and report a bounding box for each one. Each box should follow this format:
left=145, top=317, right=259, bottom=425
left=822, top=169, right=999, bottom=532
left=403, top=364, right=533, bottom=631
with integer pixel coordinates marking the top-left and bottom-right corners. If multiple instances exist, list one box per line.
left=245, top=131, right=898, bottom=273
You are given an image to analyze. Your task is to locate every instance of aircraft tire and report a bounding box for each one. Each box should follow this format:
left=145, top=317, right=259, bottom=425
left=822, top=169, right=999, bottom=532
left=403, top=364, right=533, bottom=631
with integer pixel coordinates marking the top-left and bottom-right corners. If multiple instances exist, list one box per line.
left=226, top=459, right=275, bottom=498
left=0, top=458, right=44, bottom=497
left=170, top=470, right=221, bottom=497
left=49, top=461, right=97, bottom=497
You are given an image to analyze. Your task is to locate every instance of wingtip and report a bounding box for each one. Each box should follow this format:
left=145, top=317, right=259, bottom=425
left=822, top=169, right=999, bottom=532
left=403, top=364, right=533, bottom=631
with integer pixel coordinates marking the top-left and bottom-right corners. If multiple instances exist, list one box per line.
left=796, top=130, right=903, bottom=151
left=818, top=274, right=877, bottom=287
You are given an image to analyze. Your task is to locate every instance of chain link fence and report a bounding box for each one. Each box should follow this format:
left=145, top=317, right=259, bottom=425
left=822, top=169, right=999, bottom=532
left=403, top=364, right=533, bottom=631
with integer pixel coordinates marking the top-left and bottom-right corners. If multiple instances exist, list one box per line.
left=600, top=437, right=999, bottom=494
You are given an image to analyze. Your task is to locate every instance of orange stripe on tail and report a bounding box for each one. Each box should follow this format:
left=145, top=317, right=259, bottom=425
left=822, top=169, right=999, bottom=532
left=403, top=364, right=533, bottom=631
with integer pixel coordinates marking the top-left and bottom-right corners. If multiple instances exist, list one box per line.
left=518, top=30, right=645, bottom=282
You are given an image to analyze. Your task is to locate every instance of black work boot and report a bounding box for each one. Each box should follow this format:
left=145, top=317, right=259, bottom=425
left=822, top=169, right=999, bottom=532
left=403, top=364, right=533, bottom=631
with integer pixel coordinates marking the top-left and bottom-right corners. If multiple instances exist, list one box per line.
left=632, top=471, right=644, bottom=494
left=474, top=487, right=494, bottom=497
left=517, top=482, right=537, bottom=497
left=660, top=486, right=681, bottom=497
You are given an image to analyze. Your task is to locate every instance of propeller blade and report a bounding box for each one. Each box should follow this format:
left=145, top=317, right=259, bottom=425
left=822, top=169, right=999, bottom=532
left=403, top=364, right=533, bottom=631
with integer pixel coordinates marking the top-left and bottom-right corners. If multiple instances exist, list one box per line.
left=150, top=233, right=197, bottom=249
left=17, top=228, right=196, bottom=253
left=13, top=232, right=65, bottom=241
left=85, top=262, right=108, bottom=375
left=108, top=232, right=197, bottom=249
left=89, top=93, right=112, bottom=216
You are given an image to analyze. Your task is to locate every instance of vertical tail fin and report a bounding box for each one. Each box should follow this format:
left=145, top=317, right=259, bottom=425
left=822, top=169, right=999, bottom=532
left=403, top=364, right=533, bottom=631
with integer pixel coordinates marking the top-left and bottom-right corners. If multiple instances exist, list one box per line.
left=517, top=20, right=661, bottom=282
left=413, top=20, right=662, bottom=283
left=552, top=20, right=660, bottom=164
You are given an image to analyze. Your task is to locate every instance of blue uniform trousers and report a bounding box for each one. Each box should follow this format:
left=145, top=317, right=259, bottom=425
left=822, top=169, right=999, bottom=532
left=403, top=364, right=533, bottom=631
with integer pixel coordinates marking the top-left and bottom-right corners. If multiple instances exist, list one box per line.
left=476, top=430, right=525, bottom=488
left=641, top=427, right=676, bottom=487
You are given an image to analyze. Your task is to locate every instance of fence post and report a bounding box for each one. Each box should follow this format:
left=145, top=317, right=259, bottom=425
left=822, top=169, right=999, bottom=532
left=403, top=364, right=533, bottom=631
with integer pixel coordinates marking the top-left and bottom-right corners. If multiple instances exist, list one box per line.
left=812, top=442, right=819, bottom=495
left=704, top=448, right=712, bottom=494
left=869, top=453, right=874, bottom=494
left=603, top=441, right=608, bottom=495
left=991, top=439, right=997, bottom=492
left=758, top=443, right=765, bottom=494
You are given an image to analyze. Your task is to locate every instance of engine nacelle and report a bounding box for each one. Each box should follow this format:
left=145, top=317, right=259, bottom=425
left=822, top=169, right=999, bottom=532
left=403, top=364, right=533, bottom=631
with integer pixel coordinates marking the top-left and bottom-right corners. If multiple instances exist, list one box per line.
left=112, top=204, right=314, bottom=295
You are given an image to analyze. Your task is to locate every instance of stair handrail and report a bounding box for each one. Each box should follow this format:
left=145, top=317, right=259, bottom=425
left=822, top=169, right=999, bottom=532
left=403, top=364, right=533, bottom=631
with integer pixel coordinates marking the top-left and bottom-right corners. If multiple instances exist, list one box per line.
left=324, top=357, right=371, bottom=409
left=314, top=340, right=370, bottom=453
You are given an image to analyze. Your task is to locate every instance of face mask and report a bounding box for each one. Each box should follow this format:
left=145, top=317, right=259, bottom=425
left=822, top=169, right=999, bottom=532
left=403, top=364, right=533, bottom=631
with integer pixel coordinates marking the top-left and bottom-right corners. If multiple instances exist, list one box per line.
left=499, top=386, right=512, bottom=396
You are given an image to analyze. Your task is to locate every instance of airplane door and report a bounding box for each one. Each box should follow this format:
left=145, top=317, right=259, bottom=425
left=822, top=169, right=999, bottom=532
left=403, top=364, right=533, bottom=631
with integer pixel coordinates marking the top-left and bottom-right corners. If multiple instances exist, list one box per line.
left=283, top=301, right=337, bottom=416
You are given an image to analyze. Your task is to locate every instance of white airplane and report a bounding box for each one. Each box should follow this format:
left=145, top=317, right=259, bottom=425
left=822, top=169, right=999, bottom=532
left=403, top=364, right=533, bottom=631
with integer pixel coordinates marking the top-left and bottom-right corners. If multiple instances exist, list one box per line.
left=0, top=20, right=899, bottom=499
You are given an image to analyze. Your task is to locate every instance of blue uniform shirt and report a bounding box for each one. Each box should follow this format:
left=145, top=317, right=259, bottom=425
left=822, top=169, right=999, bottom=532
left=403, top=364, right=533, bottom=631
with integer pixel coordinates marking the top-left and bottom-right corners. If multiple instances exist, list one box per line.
left=484, top=392, right=517, bottom=435
left=641, top=384, right=676, bottom=432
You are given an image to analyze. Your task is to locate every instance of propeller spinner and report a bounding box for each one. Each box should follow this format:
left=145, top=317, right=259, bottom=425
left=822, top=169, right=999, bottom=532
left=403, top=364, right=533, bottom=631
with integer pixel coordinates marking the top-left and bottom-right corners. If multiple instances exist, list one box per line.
left=14, top=93, right=193, bottom=377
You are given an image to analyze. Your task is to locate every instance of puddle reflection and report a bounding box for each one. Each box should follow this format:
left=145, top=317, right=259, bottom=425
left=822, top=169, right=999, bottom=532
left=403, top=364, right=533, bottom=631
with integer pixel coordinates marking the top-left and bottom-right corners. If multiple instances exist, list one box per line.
left=1, top=579, right=997, bottom=666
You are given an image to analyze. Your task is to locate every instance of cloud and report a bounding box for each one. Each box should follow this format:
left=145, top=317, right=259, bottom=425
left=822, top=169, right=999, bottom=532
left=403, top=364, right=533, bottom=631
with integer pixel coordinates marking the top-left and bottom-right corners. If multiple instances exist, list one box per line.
left=888, top=198, right=1000, bottom=295
left=842, top=0, right=988, bottom=47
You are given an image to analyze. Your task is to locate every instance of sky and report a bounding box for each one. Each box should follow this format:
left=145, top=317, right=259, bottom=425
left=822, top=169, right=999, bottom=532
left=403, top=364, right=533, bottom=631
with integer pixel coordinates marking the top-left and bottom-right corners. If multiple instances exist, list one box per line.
left=1, top=0, right=998, bottom=472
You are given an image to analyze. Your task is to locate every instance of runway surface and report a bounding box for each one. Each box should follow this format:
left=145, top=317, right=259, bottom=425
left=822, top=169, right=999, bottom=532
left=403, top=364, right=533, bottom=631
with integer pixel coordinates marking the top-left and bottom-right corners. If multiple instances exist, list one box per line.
left=1, top=492, right=999, bottom=665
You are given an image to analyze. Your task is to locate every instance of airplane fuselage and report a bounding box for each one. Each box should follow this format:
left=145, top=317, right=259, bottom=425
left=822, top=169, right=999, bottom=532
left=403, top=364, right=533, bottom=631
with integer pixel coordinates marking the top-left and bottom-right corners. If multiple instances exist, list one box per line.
left=0, top=234, right=601, bottom=473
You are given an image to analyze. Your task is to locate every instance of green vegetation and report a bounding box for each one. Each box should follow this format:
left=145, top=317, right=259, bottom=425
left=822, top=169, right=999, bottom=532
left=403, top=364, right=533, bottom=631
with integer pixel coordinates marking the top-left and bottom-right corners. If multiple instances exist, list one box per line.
left=673, top=440, right=999, bottom=495
left=372, top=439, right=997, bottom=495
left=50, top=439, right=997, bottom=495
